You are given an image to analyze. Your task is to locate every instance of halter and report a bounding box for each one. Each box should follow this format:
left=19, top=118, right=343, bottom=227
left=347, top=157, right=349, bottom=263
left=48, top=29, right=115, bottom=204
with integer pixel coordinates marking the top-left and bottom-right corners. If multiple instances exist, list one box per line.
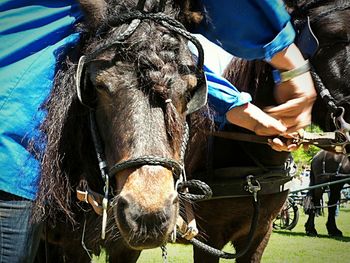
left=75, top=0, right=211, bottom=240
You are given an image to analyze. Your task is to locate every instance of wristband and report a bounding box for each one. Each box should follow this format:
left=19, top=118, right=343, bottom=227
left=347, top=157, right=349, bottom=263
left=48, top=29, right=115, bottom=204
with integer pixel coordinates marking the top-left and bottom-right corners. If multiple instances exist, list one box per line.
left=272, top=60, right=311, bottom=84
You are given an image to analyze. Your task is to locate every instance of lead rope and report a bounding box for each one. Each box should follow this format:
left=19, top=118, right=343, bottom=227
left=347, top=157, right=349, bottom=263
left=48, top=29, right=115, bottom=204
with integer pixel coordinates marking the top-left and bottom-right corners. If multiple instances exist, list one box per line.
left=161, top=245, right=168, bottom=263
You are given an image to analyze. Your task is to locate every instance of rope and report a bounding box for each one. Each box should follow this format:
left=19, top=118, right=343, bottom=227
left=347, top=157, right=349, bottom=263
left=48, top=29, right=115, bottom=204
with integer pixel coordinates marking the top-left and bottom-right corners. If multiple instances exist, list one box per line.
left=177, top=180, right=212, bottom=201
left=310, top=70, right=338, bottom=113
left=183, top=198, right=260, bottom=259
left=161, top=245, right=168, bottom=263
left=180, top=122, right=189, bottom=163
left=97, top=11, right=204, bottom=70
left=311, top=199, right=349, bottom=210
left=89, top=18, right=141, bottom=61
left=289, top=177, right=350, bottom=194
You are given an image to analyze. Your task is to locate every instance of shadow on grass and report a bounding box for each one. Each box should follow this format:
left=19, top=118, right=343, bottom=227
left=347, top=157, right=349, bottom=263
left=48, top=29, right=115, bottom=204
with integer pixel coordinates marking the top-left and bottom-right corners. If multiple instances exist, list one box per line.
left=273, top=230, right=350, bottom=242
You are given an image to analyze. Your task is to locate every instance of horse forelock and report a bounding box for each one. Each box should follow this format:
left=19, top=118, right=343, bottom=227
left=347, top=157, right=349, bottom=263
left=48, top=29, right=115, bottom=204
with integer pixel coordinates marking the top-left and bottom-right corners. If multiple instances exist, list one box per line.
left=84, top=12, right=201, bottom=156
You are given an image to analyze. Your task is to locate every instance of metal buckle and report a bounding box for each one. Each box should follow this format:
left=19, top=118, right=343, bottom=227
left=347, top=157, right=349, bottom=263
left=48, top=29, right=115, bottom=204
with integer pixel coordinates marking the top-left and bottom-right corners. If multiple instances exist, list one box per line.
left=244, top=175, right=261, bottom=202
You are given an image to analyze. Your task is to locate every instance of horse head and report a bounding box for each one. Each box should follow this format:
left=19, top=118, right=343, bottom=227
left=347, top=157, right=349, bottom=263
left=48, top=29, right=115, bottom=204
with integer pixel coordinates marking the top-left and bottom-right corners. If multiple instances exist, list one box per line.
left=38, top=0, right=206, bottom=250
left=78, top=0, right=207, bottom=249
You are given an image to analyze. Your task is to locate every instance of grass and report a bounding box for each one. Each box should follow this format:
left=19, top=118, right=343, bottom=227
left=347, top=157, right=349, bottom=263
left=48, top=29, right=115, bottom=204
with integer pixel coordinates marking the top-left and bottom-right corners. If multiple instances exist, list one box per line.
left=95, top=204, right=350, bottom=262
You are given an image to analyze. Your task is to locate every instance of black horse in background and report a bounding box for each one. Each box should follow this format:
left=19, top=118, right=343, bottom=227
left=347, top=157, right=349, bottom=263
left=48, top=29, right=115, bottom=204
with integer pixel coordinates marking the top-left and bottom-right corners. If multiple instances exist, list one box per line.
left=304, top=150, right=350, bottom=237
left=33, top=0, right=350, bottom=262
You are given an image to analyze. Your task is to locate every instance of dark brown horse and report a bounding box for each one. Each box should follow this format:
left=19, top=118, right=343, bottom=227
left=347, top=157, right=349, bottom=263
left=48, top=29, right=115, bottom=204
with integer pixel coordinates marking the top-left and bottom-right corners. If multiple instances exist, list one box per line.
left=34, top=0, right=208, bottom=261
left=304, top=150, right=350, bottom=237
left=34, top=0, right=350, bottom=262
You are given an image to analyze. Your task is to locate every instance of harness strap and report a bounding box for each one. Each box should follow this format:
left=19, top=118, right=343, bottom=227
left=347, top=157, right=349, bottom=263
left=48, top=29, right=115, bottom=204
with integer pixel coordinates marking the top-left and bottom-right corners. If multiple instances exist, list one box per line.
left=192, top=165, right=291, bottom=199
left=175, top=203, right=199, bottom=241
left=272, top=60, right=311, bottom=84
left=76, top=183, right=104, bottom=216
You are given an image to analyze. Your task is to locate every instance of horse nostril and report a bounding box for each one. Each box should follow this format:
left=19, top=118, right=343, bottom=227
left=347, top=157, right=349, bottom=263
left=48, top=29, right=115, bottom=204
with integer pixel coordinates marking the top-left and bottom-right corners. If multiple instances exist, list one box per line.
left=117, top=195, right=129, bottom=210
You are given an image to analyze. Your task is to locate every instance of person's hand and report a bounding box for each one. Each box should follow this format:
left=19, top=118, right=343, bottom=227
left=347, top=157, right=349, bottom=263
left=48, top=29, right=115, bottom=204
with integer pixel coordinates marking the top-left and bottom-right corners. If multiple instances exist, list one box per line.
left=226, top=103, right=301, bottom=152
left=265, top=43, right=317, bottom=133
left=267, top=133, right=299, bottom=152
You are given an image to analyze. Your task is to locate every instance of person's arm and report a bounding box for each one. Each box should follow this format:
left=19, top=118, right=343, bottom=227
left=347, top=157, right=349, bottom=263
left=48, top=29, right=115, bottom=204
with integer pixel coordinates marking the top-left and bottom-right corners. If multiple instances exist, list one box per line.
left=197, top=0, right=295, bottom=60
left=193, top=32, right=299, bottom=152
left=226, top=103, right=286, bottom=136
left=266, top=43, right=317, bottom=133
left=197, top=0, right=316, bottom=150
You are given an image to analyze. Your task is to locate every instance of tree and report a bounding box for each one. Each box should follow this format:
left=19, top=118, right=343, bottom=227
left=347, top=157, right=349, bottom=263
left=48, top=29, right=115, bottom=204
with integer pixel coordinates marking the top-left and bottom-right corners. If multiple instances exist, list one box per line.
left=291, top=125, right=322, bottom=173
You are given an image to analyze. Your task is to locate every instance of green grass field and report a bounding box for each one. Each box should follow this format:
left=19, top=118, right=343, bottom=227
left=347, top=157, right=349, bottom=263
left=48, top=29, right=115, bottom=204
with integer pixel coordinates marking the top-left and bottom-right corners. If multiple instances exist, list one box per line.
left=95, top=204, right=350, bottom=262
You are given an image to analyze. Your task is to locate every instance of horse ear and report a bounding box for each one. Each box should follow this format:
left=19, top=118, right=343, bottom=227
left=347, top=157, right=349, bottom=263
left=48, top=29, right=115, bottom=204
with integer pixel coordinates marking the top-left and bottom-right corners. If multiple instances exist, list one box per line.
left=78, top=0, right=107, bottom=29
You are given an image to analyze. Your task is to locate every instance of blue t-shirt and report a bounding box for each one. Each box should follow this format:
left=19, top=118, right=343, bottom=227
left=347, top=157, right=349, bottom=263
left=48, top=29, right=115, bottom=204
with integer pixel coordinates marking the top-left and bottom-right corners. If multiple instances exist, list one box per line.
left=189, top=34, right=252, bottom=123
left=197, top=0, right=296, bottom=61
left=0, top=0, right=82, bottom=200
left=194, top=0, right=296, bottom=123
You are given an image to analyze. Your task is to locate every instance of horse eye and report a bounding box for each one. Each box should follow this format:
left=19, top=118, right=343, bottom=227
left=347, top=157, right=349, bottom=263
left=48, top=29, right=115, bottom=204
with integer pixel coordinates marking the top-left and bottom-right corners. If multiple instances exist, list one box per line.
left=95, top=83, right=110, bottom=93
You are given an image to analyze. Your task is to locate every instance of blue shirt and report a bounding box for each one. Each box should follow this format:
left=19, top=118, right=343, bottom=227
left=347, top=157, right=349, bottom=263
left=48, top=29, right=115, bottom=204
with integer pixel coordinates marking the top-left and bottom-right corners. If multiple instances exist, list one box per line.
left=198, top=0, right=296, bottom=61
left=194, top=0, right=296, bottom=123
left=189, top=34, right=251, bottom=123
left=0, top=0, right=81, bottom=200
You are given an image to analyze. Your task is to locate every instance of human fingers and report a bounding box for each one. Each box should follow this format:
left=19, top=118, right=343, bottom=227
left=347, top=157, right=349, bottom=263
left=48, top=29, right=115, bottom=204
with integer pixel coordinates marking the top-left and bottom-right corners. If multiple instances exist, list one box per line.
left=254, top=120, right=287, bottom=136
left=280, top=110, right=312, bottom=132
left=268, top=138, right=299, bottom=152
left=267, top=138, right=284, bottom=151
left=280, top=132, right=299, bottom=139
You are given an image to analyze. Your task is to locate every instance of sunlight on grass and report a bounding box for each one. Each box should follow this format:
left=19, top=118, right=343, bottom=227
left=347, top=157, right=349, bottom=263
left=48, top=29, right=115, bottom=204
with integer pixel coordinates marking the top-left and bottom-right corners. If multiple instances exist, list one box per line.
left=94, top=205, right=350, bottom=262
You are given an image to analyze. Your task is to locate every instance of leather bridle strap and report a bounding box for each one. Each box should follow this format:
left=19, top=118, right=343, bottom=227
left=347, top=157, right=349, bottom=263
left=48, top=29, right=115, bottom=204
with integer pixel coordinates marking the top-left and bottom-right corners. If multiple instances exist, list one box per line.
left=109, top=156, right=183, bottom=179
left=209, top=131, right=270, bottom=144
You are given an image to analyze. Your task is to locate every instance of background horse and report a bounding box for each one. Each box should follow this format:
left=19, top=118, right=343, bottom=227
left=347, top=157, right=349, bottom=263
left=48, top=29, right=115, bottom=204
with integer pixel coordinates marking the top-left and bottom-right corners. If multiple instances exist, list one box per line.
left=34, top=0, right=350, bottom=262
left=305, top=150, right=350, bottom=237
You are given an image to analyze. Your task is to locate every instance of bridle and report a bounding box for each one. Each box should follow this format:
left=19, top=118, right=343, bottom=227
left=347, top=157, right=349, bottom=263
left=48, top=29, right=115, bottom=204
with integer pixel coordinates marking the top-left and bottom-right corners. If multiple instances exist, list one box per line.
left=75, top=0, right=211, bottom=240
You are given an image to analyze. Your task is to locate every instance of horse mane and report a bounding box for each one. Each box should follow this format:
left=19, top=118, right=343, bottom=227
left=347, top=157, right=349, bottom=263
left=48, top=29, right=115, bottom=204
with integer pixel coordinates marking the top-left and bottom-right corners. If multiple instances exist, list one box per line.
left=223, top=58, right=276, bottom=108
left=33, top=0, right=206, bottom=223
